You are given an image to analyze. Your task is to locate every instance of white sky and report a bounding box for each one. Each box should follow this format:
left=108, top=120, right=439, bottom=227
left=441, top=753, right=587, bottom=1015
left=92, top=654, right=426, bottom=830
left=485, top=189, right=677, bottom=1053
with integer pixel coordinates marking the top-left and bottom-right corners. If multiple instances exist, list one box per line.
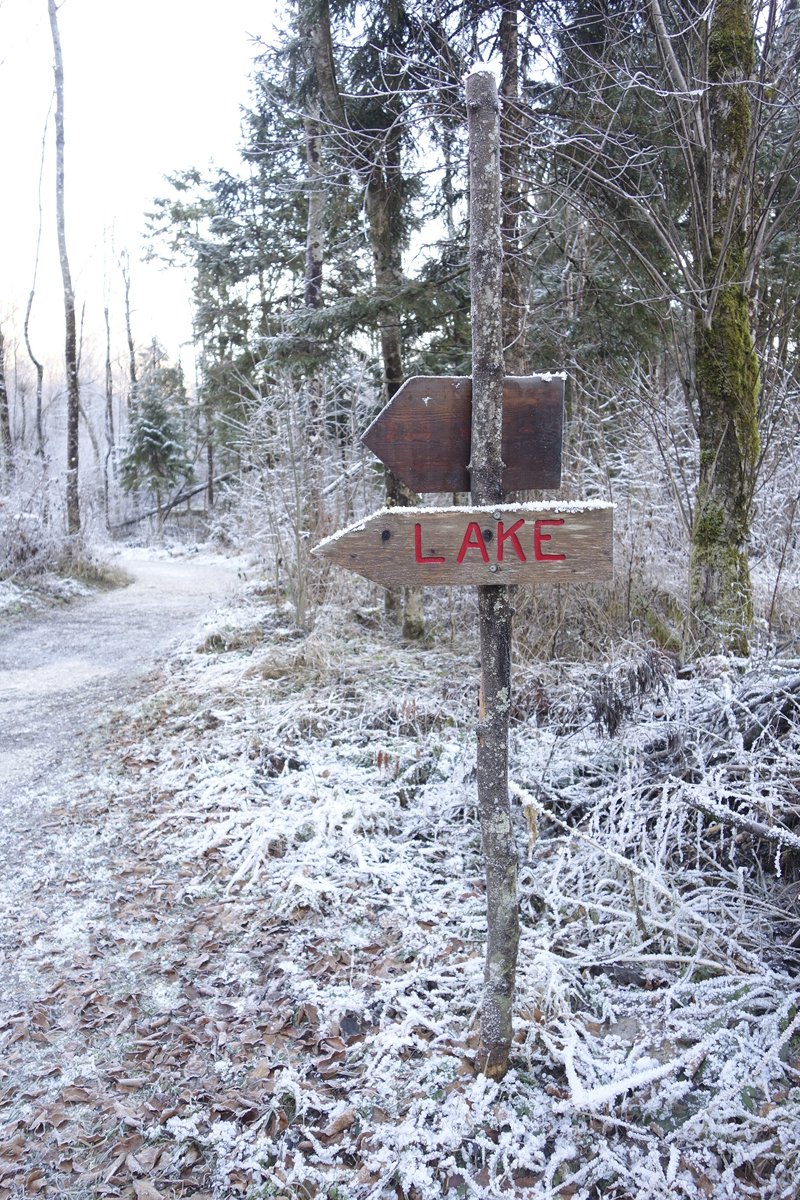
left=0, top=0, right=277, bottom=390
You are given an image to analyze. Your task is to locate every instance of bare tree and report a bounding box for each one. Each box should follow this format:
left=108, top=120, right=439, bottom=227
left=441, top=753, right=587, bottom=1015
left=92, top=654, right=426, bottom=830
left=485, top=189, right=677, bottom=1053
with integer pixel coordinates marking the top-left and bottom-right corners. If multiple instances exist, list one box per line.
left=48, top=0, right=80, bottom=534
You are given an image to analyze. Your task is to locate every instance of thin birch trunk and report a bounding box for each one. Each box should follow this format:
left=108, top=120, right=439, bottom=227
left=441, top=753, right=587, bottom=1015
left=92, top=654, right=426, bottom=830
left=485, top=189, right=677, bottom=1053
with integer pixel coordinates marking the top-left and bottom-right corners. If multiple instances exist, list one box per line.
left=121, top=252, right=137, bottom=403
left=103, top=304, right=114, bottom=523
left=26, top=97, right=50, bottom=460
left=48, top=0, right=80, bottom=535
left=466, top=67, right=519, bottom=1081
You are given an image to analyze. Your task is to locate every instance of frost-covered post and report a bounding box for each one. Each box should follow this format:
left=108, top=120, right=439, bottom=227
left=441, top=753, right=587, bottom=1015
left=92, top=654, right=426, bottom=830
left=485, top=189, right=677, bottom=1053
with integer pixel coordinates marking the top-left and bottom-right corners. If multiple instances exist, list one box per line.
left=466, top=67, right=519, bottom=1080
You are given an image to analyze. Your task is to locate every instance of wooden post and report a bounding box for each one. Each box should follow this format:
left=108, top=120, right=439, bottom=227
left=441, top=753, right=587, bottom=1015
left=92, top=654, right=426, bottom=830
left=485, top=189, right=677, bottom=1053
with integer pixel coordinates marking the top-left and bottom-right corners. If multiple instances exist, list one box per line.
left=466, top=67, right=519, bottom=1080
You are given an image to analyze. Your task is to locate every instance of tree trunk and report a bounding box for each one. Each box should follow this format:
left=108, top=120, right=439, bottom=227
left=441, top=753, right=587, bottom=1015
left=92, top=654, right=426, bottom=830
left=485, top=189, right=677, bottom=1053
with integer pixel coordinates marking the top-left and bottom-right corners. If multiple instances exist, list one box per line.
left=500, top=1, right=525, bottom=374
left=466, top=68, right=519, bottom=1081
left=304, top=99, right=325, bottom=311
left=26, top=98, right=49, bottom=461
left=121, top=252, right=137, bottom=403
left=308, top=4, right=344, bottom=126
left=303, top=92, right=326, bottom=459
left=689, top=0, right=759, bottom=652
left=309, top=2, right=424, bottom=636
left=104, top=304, right=114, bottom=523
left=364, top=142, right=425, bottom=636
left=0, top=329, right=13, bottom=475
left=48, top=0, right=80, bottom=535
left=24, top=298, right=45, bottom=460
left=364, top=166, right=404, bottom=400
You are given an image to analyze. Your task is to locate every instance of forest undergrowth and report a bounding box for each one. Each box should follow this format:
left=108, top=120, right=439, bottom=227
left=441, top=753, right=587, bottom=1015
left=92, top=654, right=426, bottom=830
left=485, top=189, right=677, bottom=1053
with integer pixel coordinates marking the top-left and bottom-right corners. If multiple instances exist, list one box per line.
left=0, top=455, right=132, bottom=624
left=4, top=577, right=800, bottom=1200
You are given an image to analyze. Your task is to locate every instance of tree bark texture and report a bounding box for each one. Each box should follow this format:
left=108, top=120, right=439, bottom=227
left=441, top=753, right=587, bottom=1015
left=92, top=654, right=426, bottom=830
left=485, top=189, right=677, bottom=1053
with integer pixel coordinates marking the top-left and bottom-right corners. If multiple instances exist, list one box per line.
left=468, top=73, right=505, bottom=506
left=308, top=6, right=344, bottom=127
left=0, top=329, right=13, bottom=474
left=689, top=0, right=759, bottom=652
left=304, top=99, right=325, bottom=311
left=48, top=0, right=80, bottom=535
left=302, top=82, right=326, bottom=461
left=466, top=68, right=519, bottom=1081
left=363, top=140, right=405, bottom=408
left=500, top=2, right=525, bottom=375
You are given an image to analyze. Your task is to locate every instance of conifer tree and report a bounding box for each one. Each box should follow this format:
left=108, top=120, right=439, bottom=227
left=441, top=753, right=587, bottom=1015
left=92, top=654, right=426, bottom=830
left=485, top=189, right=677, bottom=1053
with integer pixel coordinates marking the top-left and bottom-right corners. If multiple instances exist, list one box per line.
left=120, top=348, right=190, bottom=533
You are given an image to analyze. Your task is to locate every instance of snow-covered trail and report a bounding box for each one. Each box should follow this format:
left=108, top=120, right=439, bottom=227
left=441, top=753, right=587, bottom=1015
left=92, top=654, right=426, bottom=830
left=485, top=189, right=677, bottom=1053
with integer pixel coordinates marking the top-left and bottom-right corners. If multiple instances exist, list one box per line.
left=0, top=552, right=240, bottom=1006
left=0, top=552, right=237, bottom=801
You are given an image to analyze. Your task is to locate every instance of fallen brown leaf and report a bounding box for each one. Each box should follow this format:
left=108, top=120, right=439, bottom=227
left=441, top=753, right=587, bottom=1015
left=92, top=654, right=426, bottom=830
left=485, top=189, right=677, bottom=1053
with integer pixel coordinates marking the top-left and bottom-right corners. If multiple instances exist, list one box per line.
left=133, top=1145, right=162, bottom=1171
left=112, top=1101, right=141, bottom=1128
left=320, top=1107, right=355, bottom=1138
left=250, top=1058, right=273, bottom=1081
left=126, top=1151, right=144, bottom=1174
left=103, top=1152, right=127, bottom=1184
left=133, top=1180, right=164, bottom=1200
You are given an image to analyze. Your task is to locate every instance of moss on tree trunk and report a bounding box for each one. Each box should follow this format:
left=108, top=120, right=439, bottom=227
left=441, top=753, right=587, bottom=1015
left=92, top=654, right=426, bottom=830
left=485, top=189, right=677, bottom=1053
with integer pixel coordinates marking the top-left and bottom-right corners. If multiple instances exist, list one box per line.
left=689, top=0, right=759, bottom=653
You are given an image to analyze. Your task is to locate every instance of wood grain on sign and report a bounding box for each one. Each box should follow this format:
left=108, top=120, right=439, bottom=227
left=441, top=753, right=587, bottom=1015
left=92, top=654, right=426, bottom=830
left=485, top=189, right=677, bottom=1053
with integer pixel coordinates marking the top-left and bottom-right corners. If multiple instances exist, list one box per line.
left=361, top=375, right=564, bottom=493
left=313, top=504, right=612, bottom=588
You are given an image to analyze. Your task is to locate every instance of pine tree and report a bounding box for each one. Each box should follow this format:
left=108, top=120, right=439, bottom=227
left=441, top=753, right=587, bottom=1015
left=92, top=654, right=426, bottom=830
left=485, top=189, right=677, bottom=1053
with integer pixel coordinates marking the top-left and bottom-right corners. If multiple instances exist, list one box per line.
left=120, top=348, right=191, bottom=533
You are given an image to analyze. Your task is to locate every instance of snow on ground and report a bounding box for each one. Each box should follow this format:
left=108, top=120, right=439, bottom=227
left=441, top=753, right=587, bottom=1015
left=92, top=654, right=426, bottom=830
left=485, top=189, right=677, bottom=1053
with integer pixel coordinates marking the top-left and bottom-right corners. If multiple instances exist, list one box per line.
left=3, top=578, right=800, bottom=1199
left=0, top=574, right=93, bottom=620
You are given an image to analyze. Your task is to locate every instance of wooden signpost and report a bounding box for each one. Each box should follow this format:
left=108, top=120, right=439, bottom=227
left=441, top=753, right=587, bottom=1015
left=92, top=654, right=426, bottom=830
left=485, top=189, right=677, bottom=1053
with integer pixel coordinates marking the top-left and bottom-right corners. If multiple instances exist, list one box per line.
left=314, top=502, right=612, bottom=587
left=314, top=68, right=613, bottom=1082
left=361, top=374, right=564, bottom=493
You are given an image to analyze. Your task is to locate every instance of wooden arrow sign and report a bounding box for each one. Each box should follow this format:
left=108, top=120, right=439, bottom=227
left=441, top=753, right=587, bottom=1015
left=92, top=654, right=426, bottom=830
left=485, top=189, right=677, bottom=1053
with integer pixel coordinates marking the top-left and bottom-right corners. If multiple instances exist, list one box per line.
left=313, top=502, right=612, bottom=588
left=361, top=374, right=564, bottom=494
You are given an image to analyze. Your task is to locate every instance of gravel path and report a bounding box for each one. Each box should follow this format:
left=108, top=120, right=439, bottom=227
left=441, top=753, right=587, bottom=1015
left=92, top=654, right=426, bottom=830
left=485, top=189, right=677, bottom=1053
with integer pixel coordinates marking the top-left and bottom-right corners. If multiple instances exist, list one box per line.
left=0, top=552, right=239, bottom=1013
left=0, top=553, right=237, bottom=801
